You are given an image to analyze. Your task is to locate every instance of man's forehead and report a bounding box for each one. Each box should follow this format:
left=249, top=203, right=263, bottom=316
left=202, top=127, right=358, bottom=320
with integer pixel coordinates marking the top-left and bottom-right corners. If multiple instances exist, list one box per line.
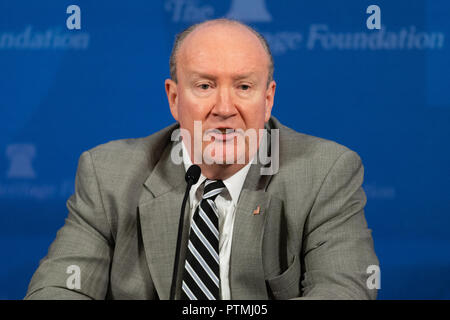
left=177, top=22, right=269, bottom=67
left=183, top=21, right=262, bottom=46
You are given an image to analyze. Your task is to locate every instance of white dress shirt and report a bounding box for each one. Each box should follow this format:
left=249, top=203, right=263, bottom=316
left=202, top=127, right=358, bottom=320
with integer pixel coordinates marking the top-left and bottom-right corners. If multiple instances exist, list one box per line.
left=181, top=142, right=252, bottom=300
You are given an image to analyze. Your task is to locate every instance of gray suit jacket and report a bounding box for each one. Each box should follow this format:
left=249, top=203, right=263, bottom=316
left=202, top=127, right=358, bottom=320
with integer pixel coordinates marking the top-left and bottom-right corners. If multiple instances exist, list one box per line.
left=25, top=116, right=379, bottom=300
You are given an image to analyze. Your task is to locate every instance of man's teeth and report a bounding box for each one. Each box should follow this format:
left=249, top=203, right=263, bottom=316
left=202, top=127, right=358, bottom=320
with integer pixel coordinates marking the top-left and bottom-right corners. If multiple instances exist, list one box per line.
left=217, top=129, right=235, bottom=133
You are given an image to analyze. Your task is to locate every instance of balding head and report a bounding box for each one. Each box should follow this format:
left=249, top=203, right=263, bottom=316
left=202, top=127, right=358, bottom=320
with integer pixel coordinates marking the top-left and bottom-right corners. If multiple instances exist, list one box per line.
left=169, top=19, right=274, bottom=87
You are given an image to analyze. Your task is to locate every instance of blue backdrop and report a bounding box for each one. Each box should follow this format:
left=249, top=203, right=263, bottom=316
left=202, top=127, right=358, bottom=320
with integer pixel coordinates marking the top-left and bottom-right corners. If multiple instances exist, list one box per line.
left=1, top=0, right=449, bottom=299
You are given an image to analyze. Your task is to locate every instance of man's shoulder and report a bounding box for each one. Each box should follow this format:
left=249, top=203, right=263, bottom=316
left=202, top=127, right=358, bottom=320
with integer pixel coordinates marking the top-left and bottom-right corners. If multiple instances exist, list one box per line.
left=83, top=122, right=179, bottom=172
left=269, top=116, right=359, bottom=165
left=267, top=117, right=363, bottom=197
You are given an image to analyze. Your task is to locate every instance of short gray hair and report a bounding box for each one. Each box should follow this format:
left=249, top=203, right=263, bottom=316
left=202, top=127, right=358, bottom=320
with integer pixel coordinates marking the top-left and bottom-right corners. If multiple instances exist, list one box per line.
left=169, top=18, right=274, bottom=87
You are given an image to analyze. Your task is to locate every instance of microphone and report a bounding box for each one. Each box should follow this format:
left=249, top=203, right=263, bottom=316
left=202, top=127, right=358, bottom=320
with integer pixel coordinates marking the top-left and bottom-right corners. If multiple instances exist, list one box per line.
left=185, top=164, right=201, bottom=185
left=169, top=164, right=201, bottom=300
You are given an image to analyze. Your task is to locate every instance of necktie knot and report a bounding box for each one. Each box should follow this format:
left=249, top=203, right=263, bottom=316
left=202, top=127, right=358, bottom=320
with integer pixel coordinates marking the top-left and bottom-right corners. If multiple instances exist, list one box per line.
left=202, top=179, right=225, bottom=200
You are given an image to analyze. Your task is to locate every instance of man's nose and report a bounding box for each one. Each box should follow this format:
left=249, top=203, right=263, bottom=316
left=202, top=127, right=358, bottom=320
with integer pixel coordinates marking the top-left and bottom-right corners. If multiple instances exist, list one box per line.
left=211, top=87, right=237, bottom=119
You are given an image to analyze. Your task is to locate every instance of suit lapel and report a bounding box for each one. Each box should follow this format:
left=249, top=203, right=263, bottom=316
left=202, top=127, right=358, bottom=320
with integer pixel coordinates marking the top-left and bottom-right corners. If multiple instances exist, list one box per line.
left=138, top=142, right=188, bottom=300
left=230, top=158, right=275, bottom=299
left=230, top=189, right=272, bottom=299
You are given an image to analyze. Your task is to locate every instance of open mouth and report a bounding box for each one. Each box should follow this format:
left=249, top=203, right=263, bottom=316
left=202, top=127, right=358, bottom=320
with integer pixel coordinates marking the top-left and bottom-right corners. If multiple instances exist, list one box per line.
left=216, top=128, right=235, bottom=134
left=207, top=128, right=239, bottom=141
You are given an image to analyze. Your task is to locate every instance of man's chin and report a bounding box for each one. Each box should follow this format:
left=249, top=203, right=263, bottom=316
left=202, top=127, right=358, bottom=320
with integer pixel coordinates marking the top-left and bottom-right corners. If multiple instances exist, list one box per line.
left=202, top=154, right=248, bottom=166
left=198, top=140, right=240, bottom=162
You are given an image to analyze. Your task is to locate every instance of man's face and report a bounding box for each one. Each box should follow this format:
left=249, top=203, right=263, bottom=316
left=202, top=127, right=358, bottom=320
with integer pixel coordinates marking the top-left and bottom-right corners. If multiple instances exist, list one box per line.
left=165, top=23, right=276, bottom=167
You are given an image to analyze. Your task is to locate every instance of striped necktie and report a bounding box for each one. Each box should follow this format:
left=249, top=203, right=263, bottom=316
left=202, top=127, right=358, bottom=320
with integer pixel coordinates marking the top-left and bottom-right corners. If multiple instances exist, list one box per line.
left=181, top=179, right=225, bottom=300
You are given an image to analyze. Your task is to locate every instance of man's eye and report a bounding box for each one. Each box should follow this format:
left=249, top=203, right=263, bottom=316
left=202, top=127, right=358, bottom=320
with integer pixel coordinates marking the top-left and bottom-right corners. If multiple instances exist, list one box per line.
left=240, top=84, right=250, bottom=90
left=199, top=84, right=210, bottom=90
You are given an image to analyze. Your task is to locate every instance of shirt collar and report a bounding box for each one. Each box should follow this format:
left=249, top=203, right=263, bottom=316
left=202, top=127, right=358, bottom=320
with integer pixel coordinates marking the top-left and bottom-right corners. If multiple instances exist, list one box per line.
left=181, top=141, right=252, bottom=205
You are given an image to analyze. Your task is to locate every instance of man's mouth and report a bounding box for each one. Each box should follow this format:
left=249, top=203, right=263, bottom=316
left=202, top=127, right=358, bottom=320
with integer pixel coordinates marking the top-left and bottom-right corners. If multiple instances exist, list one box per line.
left=206, top=128, right=239, bottom=141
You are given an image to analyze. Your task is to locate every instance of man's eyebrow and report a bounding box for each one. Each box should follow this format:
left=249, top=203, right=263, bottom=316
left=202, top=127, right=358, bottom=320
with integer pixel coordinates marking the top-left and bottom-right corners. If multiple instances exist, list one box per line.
left=189, top=72, right=258, bottom=81
left=232, top=73, right=257, bottom=81
left=189, top=72, right=217, bottom=80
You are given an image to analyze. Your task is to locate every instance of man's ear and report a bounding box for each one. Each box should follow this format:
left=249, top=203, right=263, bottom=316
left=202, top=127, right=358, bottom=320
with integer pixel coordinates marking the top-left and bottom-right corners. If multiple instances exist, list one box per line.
left=165, top=79, right=179, bottom=121
left=264, top=80, right=276, bottom=122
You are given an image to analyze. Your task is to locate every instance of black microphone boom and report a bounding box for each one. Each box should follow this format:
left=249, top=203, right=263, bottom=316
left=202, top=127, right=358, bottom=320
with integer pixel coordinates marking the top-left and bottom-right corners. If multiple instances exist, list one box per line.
left=169, top=164, right=201, bottom=300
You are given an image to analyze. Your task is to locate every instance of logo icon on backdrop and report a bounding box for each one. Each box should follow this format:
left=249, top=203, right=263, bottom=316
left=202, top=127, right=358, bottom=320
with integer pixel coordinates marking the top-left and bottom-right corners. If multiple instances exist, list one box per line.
left=164, top=0, right=214, bottom=23
left=226, top=0, right=272, bottom=22
left=164, top=0, right=272, bottom=23
left=6, top=144, right=36, bottom=179
left=1, top=145, right=74, bottom=200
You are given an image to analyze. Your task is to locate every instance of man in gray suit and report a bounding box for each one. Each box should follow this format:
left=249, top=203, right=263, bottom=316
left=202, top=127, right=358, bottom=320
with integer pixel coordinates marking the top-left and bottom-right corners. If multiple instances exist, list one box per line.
left=25, top=19, right=379, bottom=300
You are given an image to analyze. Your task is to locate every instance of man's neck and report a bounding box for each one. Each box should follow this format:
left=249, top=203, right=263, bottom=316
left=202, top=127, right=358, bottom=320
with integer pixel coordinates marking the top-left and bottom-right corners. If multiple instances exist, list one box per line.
left=181, top=141, right=252, bottom=180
